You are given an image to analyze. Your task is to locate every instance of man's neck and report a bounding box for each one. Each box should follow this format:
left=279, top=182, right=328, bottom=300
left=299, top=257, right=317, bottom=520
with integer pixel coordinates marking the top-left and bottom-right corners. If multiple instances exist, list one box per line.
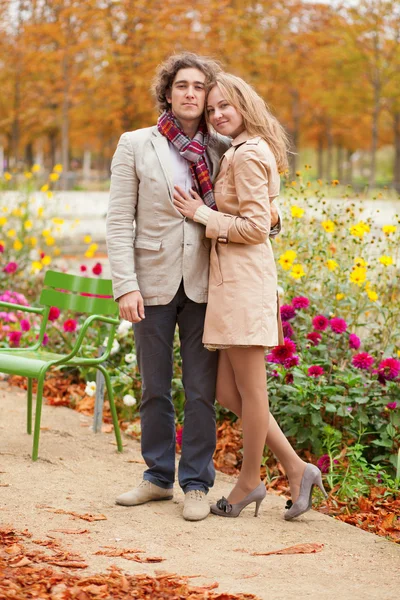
left=175, top=116, right=201, bottom=139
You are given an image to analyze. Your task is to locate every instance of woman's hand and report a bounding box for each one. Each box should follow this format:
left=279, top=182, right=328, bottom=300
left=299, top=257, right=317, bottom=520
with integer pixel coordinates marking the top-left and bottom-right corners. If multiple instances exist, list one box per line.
left=173, top=186, right=204, bottom=220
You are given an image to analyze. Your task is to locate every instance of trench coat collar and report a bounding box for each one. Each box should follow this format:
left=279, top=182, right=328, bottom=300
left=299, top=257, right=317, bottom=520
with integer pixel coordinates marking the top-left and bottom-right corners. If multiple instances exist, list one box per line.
left=231, top=130, right=259, bottom=147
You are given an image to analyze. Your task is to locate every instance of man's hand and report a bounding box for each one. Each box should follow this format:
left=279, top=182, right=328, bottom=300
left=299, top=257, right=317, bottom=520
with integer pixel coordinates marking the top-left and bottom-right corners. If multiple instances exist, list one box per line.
left=270, top=201, right=279, bottom=229
left=173, top=186, right=204, bottom=219
left=118, top=291, right=145, bottom=323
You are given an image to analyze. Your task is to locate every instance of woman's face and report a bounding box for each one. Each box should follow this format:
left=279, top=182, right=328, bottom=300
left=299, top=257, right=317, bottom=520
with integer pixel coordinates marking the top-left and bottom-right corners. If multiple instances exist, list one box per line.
left=206, top=85, right=244, bottom=138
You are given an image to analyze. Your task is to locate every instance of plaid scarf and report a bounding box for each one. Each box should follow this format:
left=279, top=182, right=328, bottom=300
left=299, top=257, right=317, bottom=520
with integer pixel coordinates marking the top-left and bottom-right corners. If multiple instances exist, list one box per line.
left=157, top=110, right=217, bottom=210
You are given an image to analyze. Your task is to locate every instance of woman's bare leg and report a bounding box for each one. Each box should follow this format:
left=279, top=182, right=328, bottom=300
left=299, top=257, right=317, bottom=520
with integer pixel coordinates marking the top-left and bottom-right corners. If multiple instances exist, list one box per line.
left=216, top=350, right=306, bottom=502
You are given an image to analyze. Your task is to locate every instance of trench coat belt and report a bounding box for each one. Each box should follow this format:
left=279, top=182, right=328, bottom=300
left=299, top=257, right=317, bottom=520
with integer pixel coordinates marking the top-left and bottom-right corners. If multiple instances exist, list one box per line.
left=217, top=215, right=231, bottom=244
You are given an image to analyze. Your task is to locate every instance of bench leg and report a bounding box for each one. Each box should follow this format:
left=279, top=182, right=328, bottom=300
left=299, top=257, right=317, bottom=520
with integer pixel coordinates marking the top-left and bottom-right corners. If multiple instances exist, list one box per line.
left=97, top=364, right=123, bottom=453
left=27, top=378, right=33, bottom=435
left=32, top=373, right=46, bottom=461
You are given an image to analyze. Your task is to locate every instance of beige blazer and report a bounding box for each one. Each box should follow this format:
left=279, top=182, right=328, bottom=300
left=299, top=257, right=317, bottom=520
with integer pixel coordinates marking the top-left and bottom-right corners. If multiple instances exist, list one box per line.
left=106, top=126, right=230, bottom=305
left=202, top=132, right=284, bottom=347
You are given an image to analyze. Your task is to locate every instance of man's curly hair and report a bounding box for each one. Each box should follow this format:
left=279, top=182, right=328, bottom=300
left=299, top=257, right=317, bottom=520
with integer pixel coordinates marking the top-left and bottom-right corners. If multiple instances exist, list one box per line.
left=152, top=52, right=221, bottom=113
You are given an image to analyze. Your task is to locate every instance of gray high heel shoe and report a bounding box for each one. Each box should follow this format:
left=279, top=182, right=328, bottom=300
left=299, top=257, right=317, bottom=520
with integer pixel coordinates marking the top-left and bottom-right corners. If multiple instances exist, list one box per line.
left=284, top=463, right=328, bottom=521
left=210, top=482, right=266, bottom=518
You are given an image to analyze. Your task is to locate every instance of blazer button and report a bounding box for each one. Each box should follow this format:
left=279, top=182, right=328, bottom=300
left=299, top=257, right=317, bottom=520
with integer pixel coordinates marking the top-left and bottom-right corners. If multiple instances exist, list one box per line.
left=184, top=217, right=188, bottom=222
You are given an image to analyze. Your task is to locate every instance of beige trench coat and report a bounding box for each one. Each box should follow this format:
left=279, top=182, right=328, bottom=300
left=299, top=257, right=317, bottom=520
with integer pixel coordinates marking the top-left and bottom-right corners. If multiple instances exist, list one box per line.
left=202, top=131, right=284, bottom=348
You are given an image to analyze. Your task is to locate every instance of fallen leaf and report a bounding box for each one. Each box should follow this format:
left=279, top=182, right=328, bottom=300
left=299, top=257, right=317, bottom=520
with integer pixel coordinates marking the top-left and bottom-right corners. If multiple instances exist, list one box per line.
left=252, top=542, right=324, bottom=556
left=50, top=529, right=90, bottom=535
left=43, top=508, right=107, bottom=521
left=9, top=556, right=31, bottom=567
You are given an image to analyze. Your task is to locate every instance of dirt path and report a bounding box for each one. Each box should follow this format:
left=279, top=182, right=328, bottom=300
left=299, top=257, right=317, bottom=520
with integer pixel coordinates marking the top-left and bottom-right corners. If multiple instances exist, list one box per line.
left=1, top=382, right=399, bottom=600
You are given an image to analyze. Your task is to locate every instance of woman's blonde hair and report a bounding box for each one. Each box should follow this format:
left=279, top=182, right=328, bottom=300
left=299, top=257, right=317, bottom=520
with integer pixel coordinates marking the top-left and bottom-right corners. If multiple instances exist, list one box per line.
left=208, top=73, right=290, bottom=172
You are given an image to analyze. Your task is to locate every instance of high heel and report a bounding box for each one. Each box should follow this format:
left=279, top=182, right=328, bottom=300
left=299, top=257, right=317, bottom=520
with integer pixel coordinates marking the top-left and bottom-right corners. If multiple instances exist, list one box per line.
left=210, top=482, right=266, bottom=518
left=284, top=464, right=328, bottom=521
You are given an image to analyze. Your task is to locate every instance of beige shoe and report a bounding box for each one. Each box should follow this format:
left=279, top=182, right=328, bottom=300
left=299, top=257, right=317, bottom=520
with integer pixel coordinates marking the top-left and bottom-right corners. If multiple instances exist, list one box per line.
left=115, top=480, right=173, bottom=506
left=183, top=489, right=210, bottom=521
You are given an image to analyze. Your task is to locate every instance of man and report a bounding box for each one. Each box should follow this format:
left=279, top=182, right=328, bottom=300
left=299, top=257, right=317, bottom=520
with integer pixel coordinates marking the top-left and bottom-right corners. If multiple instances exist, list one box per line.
left=106, top=52, right=281, bottom=521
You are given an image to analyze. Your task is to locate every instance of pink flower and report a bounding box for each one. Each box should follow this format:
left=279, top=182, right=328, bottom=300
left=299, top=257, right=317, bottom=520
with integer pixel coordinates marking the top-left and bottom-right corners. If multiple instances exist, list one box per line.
left=282, top=321, right=294, bottom=339
left=307, top=365, right=325, bottom=378
left=280, top=304, right=296, bottom=321
left=312, top=315, right=329, bottom=331
left=307, top=332, right=322, bottom=346
left=386, top=402, right=397, bottom=410
left=268, top=338, right=297, bottom=364
left=330, top=317, right=348, bottom=334
left=63, top=319, right=78, bottom=332
left=285, top=373, right=294, bottom=384
left=352, top=352, right=374, bottom=370
left=36, top=333, right=49, bottom=346
left=283, top=355, right=300, bottom=369
left=317, top=454, right=338, bottom=473
left=375, top=358, right=400, bottom=381
left=176, top=425, right=183, bottom=448
left=0, top=243, right=4, bottom=253
left=349, top=333, right=361, bottom=350
left=8, top=331, right=22, bottom=347
left=20, top=319, right=30, bottom=332
left=3, top=262, right=18, bottom=274
left=80, top=265, right=87, bottom=272
left=92, top=262, right=102, bottom=276
left=292, top=296, right=310, bottom=310
left=48, top=306, right=60, bottom=321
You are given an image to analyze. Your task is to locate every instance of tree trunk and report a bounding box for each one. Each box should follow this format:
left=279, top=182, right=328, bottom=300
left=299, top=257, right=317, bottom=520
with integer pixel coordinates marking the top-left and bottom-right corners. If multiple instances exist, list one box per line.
left=61, top=52, right=70, bottom=190
left=289, top=89, right=300, bottom=176
left=25, top=142, right=34, bottom=168
left=11, top=75, right=20, bottom=168
left=370, top=82, right=380, bottom=187
left=393, top=111, right=400, bottom=192
left=336, top=145, right=343, bottom=182
left=317, top=134, right=324, bottom=179
left=325, top=122, right=333, bottom=181
left=346, top=149, right=353, bottom=185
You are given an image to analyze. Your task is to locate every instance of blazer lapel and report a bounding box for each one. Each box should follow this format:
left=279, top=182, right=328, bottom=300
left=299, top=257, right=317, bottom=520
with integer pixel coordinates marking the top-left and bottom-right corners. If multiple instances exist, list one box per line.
left=151, top=130, right=174, bottom=198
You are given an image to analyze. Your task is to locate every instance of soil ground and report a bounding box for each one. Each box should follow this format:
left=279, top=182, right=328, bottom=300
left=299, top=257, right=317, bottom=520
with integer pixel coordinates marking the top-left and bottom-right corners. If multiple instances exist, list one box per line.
left=1, top=382, right=399, bottom=600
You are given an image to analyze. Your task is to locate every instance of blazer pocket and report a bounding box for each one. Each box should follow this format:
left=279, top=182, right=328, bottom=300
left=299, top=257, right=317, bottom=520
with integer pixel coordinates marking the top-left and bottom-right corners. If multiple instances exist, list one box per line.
left=134, top=237, right=162, bottom=251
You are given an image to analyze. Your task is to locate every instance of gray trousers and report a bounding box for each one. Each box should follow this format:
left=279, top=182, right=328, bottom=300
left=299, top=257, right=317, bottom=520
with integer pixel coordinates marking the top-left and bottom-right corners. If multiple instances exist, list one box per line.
left=133, top=282, right=217, bottom=493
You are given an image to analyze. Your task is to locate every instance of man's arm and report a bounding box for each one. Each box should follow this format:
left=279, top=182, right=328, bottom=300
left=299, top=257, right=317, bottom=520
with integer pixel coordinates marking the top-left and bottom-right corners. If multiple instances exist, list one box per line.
left=107, top=133, right=145, bottom=322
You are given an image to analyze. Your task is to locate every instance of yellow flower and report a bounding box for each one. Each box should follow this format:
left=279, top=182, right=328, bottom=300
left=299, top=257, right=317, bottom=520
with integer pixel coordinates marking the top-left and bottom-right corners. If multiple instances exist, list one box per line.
left=359, top=221, right=370, bottom=233
left=290, top=264, right=306, bottom=279
left=12, top=208, right=22, bottom=217
left=88, top=243, right=98, bottom=252
left=53, top=164, right=63, bottom=173
left=382, top=225, right=397, bottom=235
left=42, top=229, right=51, bottom=237
left=24, top=171, right=33, bottom=179
left=367, top=289, right=378, bottom=302
left=379, top=255, right=393, bottom=266
left=13, top=239, right=23, bottom=251
left=295, top=171, right=302, bottom=177
left=0, top=217, right=7, bottom=226
left=32, top=164, right=41, bottom=173
left=291, top=205, right=304, bottom=218
left=49, top=173, right=59, bottom=182
left=290, top=181, right=297, bottom=187
left=397, top=350, right=400, bottom=358
left=30, top=237, right=37, bottom=247
left=349, top=267, right=367, bottom=286
left=40, top=184, right=49, bottom=192
left=7, top=229, right=16, bottom=239
left=46, top=191, right=53, bottom=199
left=350, top=221, right=370, bottom=238
left=45, top=236, right=55, bottom=246
left=37, top=207, right=44, bottom=217
left=54, top=247, right=61, bottom=256
left=2, top=207, right=9, bottom=214
left=31, top=261, right=43, bottom=273
left=4, top=172, right=12, bottom=181
left=83, top=235, right=92, bottom=244
left=322, top=220, right=335, bottom=233
left=52, top=218, right=64, bottom=225
left=354, top=257, right=367, bottom=267
left=41, top=255, right=51, bottom=266
left=85, top=250, right=95, bottom=258
left=331, top=179, right=339, bottom=186
left=24, top=220, right=33, bottom=231
left=336, top=293, right=345, bottom=300
left=326, top=259, right=338, bottom=271
left=278, top=250, right=297, bottom=270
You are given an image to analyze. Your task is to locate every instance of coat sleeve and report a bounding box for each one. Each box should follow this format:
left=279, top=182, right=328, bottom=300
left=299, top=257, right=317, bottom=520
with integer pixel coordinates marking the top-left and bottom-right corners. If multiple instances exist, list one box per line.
left=205, top=147, right=271, bottom=245
left=106, top=133, right=141, bottom=300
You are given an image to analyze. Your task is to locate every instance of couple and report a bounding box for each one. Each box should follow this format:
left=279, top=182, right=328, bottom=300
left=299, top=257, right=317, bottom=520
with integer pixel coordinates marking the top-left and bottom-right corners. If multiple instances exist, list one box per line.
left=106, top=52, right=327, bottom=522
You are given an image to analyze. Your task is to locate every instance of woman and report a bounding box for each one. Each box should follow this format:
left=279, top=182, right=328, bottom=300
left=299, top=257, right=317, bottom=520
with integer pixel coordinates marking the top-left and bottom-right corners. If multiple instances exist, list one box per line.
left=173, top=73, right=327, bottom=519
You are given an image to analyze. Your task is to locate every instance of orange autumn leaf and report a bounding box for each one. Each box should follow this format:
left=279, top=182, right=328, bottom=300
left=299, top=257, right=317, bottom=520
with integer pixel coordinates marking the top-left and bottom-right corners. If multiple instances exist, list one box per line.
left=252, top=542, right=324, bottom=556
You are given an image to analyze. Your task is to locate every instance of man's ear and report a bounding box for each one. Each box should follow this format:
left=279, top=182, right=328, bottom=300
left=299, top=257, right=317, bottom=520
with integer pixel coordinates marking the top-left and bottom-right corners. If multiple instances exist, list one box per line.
left=166, top=88, right=172, bottom=105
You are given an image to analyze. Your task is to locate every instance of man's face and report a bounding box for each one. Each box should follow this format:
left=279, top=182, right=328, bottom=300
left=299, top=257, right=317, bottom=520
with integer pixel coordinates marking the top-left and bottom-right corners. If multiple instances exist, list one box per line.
left=166, top=68, right=206, bottom=124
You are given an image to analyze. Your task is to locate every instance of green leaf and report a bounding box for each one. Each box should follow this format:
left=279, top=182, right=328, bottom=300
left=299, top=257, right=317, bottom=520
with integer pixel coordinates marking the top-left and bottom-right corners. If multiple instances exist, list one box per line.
left=325, top=403, right=337, bottom=413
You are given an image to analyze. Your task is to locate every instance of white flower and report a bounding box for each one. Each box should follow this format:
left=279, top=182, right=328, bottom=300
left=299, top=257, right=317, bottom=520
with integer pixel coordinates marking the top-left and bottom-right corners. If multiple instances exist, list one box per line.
left=110, top=339, right=120, bottom=355
left=124, top=352, right=137, bottom=364
left=85, top=381, right=96, bottom=397
left=123, top=394, right=136, bottom=407
left=120, top=374, right=131, bottom=385
left=117, top=319, right=132, bottom=337
left=125, top=422, right=141, bottom=437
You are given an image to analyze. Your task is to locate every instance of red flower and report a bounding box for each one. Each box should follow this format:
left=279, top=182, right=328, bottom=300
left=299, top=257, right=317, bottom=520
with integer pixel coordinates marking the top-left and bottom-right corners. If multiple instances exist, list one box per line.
left=63, top=319, right=78, bottom=332
left=176, top=425, right=183, bottom=448
left=307, top=332, right=322, bottom=346
left=312, top=315, right=329, bottom=331
left=330, top=317, right=348, bottom=334
left=268, top=338, right=297, bottom=364
left=48, top=306, right=60, bottom=321
left=3, top=262, right=18, bottom=274
left=80, top=265, right=87, bottom=272
left=352, top=353, right=374, bottom=370
left=386, top=402, right=397, bottom=410
left=375, top=358, right=400, bottom=381
left=349, top=334, right=361, bottom=350
left=40, top=251, right=45, bottom=259
left=307, top=365, right=324, bottom=378
left=280, top=304, right=296, bottom=321
left=292, top=296, right=310, bottom=310
left=285, top=373, right=294, bottom=384
left=8, top=331, right=22, bottom=347
left=92, top=262, right=102, bottom=276
left=0, top=243, right=4, bottom=253
left=282, top=321, right=294, bottom=339
left=284, top=355, right=300, bottom=369
left=20, top=319, right=30, bottom=332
